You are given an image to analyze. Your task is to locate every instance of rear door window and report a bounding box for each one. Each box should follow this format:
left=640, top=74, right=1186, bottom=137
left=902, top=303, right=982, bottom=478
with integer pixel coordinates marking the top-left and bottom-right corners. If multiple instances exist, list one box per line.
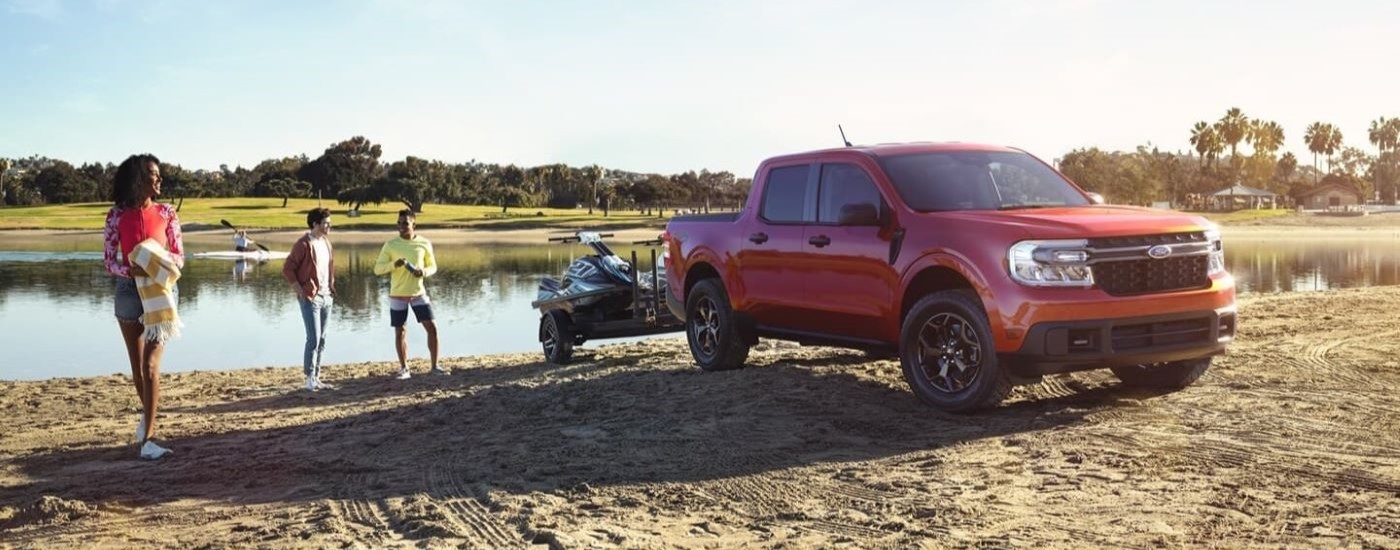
left=760, top=165, right=811, bottom=223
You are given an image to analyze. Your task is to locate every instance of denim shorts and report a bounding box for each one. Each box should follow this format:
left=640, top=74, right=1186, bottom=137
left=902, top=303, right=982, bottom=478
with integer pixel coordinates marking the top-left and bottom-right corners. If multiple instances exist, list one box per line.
left=115, top=278, right=178, bottom=322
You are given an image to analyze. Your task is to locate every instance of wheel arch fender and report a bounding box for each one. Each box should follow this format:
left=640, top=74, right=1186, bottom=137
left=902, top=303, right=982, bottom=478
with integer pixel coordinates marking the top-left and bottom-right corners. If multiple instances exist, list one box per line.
left=898, top=251, right=1003, bottom=336
left=681, top=246, right=734, bottom=302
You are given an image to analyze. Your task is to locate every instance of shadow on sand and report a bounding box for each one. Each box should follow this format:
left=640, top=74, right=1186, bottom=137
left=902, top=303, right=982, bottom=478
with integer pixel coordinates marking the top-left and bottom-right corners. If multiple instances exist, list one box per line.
left=3, top=345, right=1169, bottom=517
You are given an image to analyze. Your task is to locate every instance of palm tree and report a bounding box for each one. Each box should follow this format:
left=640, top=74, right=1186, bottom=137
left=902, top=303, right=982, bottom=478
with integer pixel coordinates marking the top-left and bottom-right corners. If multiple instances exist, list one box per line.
left=0, top=158, right=9, bottom=204
left=1304, top=122, right=1327, bottom=183
left=1215, top=107, right=1249, bottom=172
left=1190, top=121, right=1220, bottom=170
left=1323, top=124, right=1344, bottom=175
left=1276, top=152, right=1299, bottom=188
left=1370, top=117, right=1398, bottom=153
left=1249, top=119, right=1286, bottom=158
left=584, top=164, right=603, bottom=215
left=1371, top=117, right=1400, bottom=202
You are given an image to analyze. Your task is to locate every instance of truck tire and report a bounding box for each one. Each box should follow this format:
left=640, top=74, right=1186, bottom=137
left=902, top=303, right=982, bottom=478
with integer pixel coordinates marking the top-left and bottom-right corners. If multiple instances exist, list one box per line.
left=899, top=290, right=1012, bottom=412
left=1110, top=358, right=1211, bottom=388
left=685, top=278, right=750, bottom=371
left=540, top=310, right=575, bottom=364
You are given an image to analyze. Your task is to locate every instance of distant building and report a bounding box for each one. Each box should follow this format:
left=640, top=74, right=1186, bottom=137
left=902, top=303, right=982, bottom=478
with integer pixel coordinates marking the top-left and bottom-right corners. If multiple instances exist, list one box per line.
left=1296, top=183, right=1362, bottom=210
left=1209, top=184, right=1278, bottom=211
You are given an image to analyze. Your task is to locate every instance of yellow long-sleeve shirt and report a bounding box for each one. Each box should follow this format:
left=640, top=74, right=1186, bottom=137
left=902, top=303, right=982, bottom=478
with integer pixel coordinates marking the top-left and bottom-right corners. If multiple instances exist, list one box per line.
left=373, top=235, right=438, bottom=297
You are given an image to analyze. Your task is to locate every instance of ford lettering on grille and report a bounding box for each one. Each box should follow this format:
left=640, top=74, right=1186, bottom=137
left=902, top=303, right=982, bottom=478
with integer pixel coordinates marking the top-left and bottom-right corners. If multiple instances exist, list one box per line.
left=1147, top=245, right=1172, bottom=259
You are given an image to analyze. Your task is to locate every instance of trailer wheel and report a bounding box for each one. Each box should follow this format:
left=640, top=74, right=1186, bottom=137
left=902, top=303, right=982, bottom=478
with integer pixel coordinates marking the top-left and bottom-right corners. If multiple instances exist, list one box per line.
left=540, top=310, right=575, bottom=364
left=685, top=278, right=749, bottom=371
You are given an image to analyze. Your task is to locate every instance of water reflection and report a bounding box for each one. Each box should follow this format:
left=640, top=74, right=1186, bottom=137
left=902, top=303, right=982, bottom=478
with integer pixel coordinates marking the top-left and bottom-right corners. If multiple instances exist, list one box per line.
left=3, top=236, right=1399, bottom=380
left=1225, top=238, right=1400, bottom=293
left=0, top=242, right=667, bottom=381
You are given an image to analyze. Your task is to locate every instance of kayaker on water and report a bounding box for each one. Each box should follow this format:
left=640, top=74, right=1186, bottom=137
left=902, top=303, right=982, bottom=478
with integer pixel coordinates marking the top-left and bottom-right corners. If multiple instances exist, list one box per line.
left=233, top=230, right=257, bottom=252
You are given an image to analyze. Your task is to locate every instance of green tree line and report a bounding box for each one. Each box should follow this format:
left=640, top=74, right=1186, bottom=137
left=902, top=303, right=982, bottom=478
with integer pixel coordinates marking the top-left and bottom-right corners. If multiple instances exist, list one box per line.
left=0, top=136, right=751, bottom=216
left=1058, top=108, right=1400, bottom=207
left=5, top=111, right=1398, bottom=212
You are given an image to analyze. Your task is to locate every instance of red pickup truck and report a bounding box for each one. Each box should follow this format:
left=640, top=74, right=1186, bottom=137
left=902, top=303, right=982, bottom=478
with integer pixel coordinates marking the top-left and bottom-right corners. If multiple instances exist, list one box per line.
left=663, top=142, right=1236, bottom=412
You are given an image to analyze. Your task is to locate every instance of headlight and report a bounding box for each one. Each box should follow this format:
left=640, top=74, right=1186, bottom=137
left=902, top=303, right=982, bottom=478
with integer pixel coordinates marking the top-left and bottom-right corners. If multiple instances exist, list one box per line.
left=1204, top=228, right=1225, bottom=275
left=1008, top=240, right=1094, bottom=287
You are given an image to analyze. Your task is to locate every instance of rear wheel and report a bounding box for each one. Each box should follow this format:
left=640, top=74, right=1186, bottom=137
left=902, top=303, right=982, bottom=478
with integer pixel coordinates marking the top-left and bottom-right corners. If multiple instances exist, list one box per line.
left=1110, top=358, right=1211, bottom=388
left=899, top=290, right=1011, bottom=412
left=685, top=279, right=749, bottom=371
left=540, top=310, right=575, bottom=364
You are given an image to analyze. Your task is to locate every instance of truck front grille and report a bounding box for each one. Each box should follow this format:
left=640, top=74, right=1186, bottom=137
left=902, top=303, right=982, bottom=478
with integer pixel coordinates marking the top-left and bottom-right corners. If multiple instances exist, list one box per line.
left=1096, top=255, right=1209, bottom=296
left=1085, top=232, right=1212, bottom=296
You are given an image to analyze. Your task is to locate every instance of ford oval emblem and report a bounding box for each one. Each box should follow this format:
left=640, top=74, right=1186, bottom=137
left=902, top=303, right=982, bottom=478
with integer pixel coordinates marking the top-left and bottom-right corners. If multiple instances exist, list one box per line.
left=1147, top=245, right=1172, bottom=259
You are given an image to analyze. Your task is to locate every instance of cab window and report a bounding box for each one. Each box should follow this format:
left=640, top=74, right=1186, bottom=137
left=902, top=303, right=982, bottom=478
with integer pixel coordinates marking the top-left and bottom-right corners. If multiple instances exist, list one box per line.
left=817, top=163, right=883, bottom=225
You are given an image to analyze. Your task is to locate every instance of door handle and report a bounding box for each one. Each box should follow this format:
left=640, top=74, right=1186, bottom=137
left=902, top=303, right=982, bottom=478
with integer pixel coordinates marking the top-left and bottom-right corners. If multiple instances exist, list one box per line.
left=808, top=235, right=831, bottom=248
left=749, top=232, right=769, bottom=244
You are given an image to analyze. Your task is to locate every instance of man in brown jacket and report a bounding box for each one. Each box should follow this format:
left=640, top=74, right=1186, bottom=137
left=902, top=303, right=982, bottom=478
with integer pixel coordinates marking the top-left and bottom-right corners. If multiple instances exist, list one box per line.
left=282, top=207, right=335, bottom=391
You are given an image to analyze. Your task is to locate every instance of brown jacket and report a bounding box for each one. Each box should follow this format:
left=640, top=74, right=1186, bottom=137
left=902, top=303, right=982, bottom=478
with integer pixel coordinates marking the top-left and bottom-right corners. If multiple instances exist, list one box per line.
left=282, top=233, right=335, bottom=298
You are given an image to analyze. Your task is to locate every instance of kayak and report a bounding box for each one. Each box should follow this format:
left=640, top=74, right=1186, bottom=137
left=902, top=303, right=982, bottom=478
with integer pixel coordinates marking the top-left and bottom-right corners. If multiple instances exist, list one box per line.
left=192, top=250, right=290, bottom=261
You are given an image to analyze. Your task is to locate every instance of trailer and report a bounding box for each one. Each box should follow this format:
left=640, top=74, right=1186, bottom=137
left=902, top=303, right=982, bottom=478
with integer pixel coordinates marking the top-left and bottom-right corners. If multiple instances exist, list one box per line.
left=530, top=231, right=682, bottom=363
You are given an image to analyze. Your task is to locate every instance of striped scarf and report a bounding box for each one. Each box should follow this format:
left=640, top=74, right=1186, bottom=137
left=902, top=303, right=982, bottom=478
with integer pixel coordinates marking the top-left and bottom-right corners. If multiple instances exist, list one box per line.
left=129, top=238, right=182, bottom=343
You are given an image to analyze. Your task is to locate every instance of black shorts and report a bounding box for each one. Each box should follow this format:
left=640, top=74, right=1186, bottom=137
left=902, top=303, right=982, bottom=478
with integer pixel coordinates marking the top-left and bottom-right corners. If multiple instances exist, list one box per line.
left=389, top=296, right=434, bottom=327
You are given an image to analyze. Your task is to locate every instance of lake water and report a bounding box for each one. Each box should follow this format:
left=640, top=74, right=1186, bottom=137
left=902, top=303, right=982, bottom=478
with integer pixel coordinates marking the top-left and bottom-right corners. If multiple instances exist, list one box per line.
left=3, top=236, right=1400, bottom=380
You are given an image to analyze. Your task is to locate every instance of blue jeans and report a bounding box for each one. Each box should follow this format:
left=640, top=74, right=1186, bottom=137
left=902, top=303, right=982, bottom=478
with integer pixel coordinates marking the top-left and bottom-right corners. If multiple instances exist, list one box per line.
left=298, top=294, right=332, bottom=377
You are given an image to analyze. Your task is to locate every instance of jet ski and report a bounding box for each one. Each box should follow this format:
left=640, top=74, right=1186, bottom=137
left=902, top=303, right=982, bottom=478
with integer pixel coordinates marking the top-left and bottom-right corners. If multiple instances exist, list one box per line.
left=531, top=231, right=678, bottom=364
left=532, top=231, right=658, bottom=315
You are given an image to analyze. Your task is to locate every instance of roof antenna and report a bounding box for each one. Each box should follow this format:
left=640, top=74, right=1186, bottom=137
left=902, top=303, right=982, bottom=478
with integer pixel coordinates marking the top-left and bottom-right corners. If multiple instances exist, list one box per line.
left=838, top=124, right=852, bottom=147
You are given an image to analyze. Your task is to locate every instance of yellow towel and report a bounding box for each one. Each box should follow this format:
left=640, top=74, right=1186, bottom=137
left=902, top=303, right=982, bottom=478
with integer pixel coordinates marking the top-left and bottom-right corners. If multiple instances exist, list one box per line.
left=129, top=238, right=182, bottom=343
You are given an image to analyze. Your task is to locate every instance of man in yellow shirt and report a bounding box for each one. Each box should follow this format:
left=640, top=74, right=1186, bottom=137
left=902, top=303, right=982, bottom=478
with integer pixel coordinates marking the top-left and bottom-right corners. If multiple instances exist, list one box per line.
left=373, top=209, right=445, bottom=379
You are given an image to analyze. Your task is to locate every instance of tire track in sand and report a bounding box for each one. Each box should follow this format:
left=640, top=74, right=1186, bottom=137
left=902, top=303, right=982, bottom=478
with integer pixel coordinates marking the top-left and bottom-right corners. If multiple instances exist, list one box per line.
left=325, top=439, right=401, bottom=547
left=1284, top=332, right=1396, bottom=388
left=423, top=461, right=525, bottom=549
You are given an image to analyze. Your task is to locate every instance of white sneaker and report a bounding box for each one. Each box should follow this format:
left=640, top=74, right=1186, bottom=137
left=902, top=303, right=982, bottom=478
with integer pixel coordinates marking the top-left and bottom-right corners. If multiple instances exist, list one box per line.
left=305, top=376, right=318, bottom=392
left=430, top=367, right=450, bottom=376
left=314, top=378, right=335, bottom=390
left=139, top=440, right=172, bottom=460
left=395, top=368, right=411, bottom=380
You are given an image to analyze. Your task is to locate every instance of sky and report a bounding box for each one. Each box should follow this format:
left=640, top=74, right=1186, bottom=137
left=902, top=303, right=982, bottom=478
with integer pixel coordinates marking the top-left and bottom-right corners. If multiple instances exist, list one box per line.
left=2, top=0, right=1397, bottom=176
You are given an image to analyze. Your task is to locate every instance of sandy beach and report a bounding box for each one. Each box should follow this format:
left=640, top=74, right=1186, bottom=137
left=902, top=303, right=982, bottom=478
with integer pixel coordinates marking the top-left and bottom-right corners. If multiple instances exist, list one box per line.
left=1, top=280, right=1398, bottom=548
left=2, top=214, right=1400, bottom=548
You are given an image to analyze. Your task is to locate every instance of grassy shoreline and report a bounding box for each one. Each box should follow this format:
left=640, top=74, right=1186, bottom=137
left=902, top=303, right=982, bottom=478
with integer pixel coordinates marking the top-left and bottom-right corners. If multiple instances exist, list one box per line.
left=6, top=199, right=1400, bottom=246
left=0, top=198, right=673, bottom=232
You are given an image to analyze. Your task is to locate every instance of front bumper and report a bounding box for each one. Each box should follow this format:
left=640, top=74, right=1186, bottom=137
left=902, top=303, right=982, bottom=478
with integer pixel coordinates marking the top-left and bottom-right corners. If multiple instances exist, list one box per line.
left=1001, top=307, right=1236, bottom=375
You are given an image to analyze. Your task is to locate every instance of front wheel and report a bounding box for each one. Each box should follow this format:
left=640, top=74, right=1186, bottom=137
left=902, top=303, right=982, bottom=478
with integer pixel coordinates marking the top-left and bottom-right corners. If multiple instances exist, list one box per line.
left=685, top=279, right=749, bottom=371
left=540, top=310, right=575, bottom=364
left=1110, top=358, right=1211, bottom=388
left=899, top=290, right=1011, bottom=412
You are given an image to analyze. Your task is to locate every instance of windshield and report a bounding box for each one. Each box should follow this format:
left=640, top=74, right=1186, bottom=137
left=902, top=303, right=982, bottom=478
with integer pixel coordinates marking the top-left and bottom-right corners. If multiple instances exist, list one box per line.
left=878, top=151, right=1090, bottom=212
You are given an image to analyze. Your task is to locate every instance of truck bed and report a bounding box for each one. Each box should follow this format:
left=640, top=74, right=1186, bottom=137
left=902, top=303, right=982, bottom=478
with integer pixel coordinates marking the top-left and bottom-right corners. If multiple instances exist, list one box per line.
left=669, top=212, right=741, bottom=223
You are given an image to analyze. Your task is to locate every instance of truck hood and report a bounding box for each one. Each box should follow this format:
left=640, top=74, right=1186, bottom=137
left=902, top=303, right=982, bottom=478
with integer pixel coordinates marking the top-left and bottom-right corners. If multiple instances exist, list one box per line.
left=925, top=206, right=1215, bottom=239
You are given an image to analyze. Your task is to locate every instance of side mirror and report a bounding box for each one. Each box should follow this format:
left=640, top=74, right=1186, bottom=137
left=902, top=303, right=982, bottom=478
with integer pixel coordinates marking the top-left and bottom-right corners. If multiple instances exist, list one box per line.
left=1086, top=192, right=1105, bottom=205
left=838, top=202, right=881, bottom=226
